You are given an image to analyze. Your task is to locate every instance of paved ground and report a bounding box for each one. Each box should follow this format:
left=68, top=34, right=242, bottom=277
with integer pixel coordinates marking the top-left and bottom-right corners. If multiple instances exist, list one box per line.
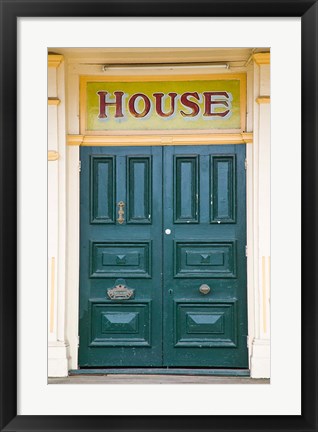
left=49, top=375, right=269, bottom=384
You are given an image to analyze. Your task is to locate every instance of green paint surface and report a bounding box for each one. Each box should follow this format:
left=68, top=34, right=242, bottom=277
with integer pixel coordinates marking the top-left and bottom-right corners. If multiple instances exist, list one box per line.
left=79, top=145, right=248, bottom=368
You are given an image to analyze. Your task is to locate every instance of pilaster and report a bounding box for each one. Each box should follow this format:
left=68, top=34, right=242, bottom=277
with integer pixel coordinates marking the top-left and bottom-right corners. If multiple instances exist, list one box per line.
left=48, top=53, right=70, bottom=377
left=250, top=53, right=271, bottom=378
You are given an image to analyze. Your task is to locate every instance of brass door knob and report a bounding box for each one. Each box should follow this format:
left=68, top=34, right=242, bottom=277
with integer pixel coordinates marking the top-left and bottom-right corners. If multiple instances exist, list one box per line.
left=199, top=284, right=211, bottom=295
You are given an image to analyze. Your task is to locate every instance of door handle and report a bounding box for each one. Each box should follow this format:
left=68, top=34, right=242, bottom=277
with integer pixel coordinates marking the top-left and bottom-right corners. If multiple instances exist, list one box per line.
left=117, top=201, right=125, bottom=224
left=199, top=284, right=211, bottom=295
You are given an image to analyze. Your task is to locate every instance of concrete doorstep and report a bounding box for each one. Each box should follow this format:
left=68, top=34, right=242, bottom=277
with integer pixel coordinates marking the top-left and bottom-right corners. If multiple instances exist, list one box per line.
left=48, top=375, right=270, bottom=384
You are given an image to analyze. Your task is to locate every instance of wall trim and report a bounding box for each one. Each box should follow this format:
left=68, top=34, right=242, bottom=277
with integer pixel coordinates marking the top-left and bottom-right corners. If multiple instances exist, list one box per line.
left=250, top=338, right=270, bottom=378
left=48, top=97, right=61, bottom=105
left=48, top=342, right=70, bottom=377
left=48, top=54, right=64, bottom=68
left=67, top=132, right=253, bottom=146
left=256, top=96, right=270, bottom=104
left=48, top=150, right=59, bottom=161
left=252, top=53, right=270, bottom=65
left=49, top=257, right=56, bottom=332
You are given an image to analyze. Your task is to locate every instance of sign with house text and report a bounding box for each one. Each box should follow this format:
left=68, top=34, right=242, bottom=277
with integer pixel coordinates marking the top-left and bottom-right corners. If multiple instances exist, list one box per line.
left=80, top=74, right=246, bottom=134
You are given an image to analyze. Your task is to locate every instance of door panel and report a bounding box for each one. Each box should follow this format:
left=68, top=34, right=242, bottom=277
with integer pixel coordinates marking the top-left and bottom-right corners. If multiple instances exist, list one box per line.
left=174, top=241, right=236, bottom=278
left=89, top=302, right=151, bottom=347
left=175, top=301, right=237, bottom=348
left=79, top=144, right=247, bottom=369
left=211, top=156, right=236, bottom=223
left=174, top=155, right=199, bottom=223
left=91, top=156, right=115, bottom=223
left=127, top=156, right=152, bottom=224
left=79, top=146, right=162, bottom=367
left=163, top=145, right=247, bottom=367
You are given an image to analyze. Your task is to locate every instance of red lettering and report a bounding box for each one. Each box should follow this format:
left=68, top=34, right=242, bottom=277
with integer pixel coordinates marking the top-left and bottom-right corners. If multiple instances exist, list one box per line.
left=153, top=92, right=177, bottom=117
left=180, top=92, right=200, bottom=117
left=97, top=91, right=124, bottom=118
left=203, top=91, right=230, bottom=117
left=128, top=93, right=151, bottom=118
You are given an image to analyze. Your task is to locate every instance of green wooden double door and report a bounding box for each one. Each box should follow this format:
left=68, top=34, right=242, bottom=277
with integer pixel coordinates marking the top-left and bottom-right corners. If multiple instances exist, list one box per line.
left=79, top=145, right=248, bottom=368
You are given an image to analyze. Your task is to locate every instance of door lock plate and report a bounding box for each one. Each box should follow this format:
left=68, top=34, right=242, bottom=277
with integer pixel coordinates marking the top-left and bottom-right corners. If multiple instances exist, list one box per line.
left=107, top=279, right=134, bottom=300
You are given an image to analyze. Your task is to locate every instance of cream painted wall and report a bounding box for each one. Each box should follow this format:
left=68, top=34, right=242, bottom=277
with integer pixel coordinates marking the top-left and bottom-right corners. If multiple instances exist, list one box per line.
left=47, top=49, right=271, bottom=378
left=48, top=58, right=69, bottom=377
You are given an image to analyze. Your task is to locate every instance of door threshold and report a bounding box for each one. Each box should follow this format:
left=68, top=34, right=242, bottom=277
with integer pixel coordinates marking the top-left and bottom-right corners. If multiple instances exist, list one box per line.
left=70, top=368, right=250, bottom=377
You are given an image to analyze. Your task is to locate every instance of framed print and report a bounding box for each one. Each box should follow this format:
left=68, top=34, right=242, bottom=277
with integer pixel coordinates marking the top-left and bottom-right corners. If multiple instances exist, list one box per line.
left=0, top=1, right=317, bottom=431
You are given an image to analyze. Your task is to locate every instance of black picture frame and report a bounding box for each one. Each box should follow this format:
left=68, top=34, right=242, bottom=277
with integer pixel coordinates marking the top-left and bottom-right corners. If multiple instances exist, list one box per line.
left=0, top=1, right=317, bottom=431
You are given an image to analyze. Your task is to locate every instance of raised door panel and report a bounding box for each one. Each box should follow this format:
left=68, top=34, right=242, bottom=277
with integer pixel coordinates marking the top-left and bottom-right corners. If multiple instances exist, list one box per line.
left=174, top=241, right=237, bottom=278
left=90, top=241, right=152, bottom=278
left=210, top=155, right=236, bottom=223
left=174, top=156, right=199, bottom=223
left=127, top=156, right=152, bottom=224
left=90, top=301, right=151, bottom=347
left=175, top=301, right=237, bottom=348
left=90, top=156, right=115, bottom=223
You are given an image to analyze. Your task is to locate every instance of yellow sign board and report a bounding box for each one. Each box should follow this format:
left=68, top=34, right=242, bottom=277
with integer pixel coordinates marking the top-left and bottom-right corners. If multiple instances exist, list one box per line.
left=80, top=74, right=246, bottom=134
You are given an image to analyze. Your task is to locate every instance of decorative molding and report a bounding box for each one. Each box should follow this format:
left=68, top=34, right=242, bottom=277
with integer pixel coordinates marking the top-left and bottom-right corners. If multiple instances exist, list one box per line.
left=256, top=96, right=270, bottom=104
left=241, top=133, right=253, bottom=143
left=48, top=150, right=59, bottom=161
left=50, top=257, right=56, bottom=333
left=250, top=338, right=270, bottom=378
left=48, top=97, right=60, bottom=106
left=252, top=53, right=270, bottom=65
left=48, top=54, right=64, bottom=68
left=67, top=135, right=84, bottom=146
left=262, top=256, right=267, bottom=334
left=48, top=343, right=70, bottom=377
left=67, top=132, right=253, bottom=147
left=79, top=72, right=247, bottom=83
